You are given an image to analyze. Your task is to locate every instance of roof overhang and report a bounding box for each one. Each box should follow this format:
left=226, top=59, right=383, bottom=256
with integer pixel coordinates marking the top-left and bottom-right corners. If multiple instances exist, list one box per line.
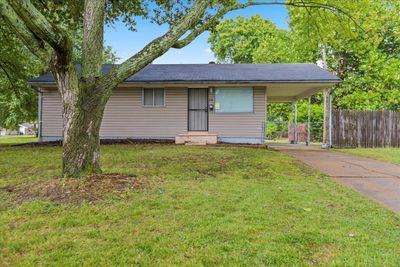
left=30, top=80, right=339, bottom=103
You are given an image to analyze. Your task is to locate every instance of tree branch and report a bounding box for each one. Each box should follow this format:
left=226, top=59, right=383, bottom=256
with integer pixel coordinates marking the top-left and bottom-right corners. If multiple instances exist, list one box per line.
left=0, top=0, right=51, bottom=62
left=99, top=0, right=209, bottom=95
left=7, top=0, right=72, bottom=56
left=82, top=0, right=105, bottom=81
left=173, top=0, right=363, bottom=49
left=0, top=61, right=15, bottom=87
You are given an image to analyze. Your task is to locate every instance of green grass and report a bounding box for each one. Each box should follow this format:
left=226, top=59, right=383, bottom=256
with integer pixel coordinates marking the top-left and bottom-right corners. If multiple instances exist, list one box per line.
left=336, top=148, right=400, bottom=165
left=0, top=135, right=37, bottom=146
left=0, top=144, right=399, bottom=266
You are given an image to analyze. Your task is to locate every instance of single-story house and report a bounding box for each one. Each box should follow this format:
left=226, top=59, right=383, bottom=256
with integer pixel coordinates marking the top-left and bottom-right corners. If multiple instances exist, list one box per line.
left=29, top=63, right=340, bottom=144
left=19, top=123, right=35, bottom=135
left=0, top=128, right=18, bottom=136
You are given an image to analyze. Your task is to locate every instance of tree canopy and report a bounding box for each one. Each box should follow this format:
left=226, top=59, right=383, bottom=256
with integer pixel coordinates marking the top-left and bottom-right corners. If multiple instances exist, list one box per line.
left=0, top=24, right=118, bottom=130
left=209, top=0, right=400, bottom=112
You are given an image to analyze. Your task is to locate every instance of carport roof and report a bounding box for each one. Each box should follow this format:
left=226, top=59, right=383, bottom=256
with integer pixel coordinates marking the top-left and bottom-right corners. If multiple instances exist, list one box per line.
left=29, top=63, right=341, bottom=84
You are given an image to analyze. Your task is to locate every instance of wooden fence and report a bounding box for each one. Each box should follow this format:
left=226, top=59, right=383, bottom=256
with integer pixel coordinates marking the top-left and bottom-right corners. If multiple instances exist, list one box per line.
left=332, top=110, right=400, bottom=148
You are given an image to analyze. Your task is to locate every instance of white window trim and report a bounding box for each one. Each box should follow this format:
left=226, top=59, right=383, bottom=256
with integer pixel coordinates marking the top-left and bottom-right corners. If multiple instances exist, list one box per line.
left=214, top=87, right=254, bottom=114
left=142, top=88, right=166, bottom=107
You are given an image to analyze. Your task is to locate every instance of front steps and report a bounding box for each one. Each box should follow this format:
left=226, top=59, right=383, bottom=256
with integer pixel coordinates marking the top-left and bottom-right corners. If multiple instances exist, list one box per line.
left=175, top=132, right=217, bottom=145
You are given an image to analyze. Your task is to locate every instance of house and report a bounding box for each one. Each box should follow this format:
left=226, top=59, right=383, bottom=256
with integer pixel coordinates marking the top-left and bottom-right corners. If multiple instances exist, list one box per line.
left=0, top=128, right=18, bottom=136
left=29, top=64, right=340, bottom=144
left=19, top=123, right=35, bottom=135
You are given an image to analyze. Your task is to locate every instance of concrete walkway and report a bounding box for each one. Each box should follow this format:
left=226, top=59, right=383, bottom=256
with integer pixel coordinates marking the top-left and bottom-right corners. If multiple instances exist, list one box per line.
left=271, top=144, right=400, bottom=213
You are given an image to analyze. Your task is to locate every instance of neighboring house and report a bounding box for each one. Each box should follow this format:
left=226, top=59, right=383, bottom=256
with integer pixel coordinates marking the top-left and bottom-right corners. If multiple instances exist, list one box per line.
left=0, top=128, right=18, bottom=136
left=19, top=123, right=35, bottom=135
left=29, top=64, right=340, bottom=144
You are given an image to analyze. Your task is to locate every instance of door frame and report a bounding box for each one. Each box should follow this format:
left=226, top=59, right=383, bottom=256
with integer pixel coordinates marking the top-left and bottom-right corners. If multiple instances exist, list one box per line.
left=187, top=88, right=209, bottom=132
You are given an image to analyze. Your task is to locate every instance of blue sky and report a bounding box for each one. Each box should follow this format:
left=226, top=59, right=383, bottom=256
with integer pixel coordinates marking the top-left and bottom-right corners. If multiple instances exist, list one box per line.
left=104, top=5, right=288, bottom=64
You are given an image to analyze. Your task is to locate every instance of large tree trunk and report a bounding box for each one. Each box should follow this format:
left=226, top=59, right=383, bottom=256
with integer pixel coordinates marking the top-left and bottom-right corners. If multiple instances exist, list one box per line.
left=43, top=0, right=209, bottom=177
left=54, top=0, right=107, bottom=177
left=61, top=86, right=106, bottom=177
left=52, top=55, right=108, bottom=177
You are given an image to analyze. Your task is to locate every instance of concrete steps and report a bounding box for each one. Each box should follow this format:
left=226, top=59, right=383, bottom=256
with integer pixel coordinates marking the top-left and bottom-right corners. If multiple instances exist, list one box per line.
left=175, top=132, right=217, bottom=145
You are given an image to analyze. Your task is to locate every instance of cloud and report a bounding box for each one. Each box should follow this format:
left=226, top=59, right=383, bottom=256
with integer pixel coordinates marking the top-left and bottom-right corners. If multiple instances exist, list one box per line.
left=204, top=48, right=212, bottom=53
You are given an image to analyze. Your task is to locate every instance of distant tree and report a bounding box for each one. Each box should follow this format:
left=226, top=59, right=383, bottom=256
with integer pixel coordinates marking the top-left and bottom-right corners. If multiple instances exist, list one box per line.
left=288, top=0, right=400, bottom=110
left=0, top=22, right=45, bottom=130
left=209, top=14, right=309, bottom=64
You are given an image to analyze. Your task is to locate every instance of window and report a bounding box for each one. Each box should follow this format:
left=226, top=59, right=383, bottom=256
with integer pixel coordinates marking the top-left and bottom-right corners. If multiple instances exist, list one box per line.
left=143, top=88, right=165, bottom=106
left=214, top=87, right=253, bottom=113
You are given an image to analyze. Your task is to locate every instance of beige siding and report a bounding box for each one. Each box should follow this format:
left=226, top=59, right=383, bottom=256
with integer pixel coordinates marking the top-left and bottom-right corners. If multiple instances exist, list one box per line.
left=40, top=86, right=266, bottom=141
left=41, top=90, right=63, bottom=137
left=209, top=87, right=266, bottom=138
left=100, top=88, right=187, bottom=138
left=41, top=88, right=188, bottom=139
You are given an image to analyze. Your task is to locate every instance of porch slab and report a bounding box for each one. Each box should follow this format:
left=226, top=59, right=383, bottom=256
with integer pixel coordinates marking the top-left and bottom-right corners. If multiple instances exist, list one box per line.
left=175, top=132, right=217, bottom=145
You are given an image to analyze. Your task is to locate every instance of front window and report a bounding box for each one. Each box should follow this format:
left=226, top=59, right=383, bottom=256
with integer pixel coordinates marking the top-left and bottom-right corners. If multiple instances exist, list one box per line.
left=143, top=88, right=165, bottom=106
left=215, top=87, right=253, bottom=113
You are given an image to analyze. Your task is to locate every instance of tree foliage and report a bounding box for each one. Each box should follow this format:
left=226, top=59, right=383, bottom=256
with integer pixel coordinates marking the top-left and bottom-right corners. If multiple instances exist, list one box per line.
left=209, top=14, right=310, bottom=64
left=0, top=24, right=118, bottom=130
left=288, top=0, right=400, bottom=110
left=209, top=0, right=400, bottom=115
left=0, top=22, right=45, bottom=129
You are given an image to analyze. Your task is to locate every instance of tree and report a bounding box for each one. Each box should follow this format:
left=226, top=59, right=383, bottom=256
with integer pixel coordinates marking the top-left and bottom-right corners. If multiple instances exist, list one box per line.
left=209, top=14, right=311, bottom=64
left=0, top=22, right=45, bottom=130
left=288, top=0, right=400, bottom=110
left=0, top=22, right=118, bottom=131
left=209, top=0, right=400, bottom=134
left=0, top=0, right=345, bottom=177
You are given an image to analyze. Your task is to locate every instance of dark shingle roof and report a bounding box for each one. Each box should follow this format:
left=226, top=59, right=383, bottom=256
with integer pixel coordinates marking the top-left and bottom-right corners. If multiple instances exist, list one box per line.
left=29, top=63, right=341, bottom=84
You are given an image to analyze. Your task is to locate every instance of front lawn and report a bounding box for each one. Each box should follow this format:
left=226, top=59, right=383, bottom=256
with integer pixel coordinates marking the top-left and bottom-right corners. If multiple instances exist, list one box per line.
left=336, top=148, right=400, bottom=165
left=0, top=135, right=37, bottom=146
left=0, top=144, right=399, bottom=266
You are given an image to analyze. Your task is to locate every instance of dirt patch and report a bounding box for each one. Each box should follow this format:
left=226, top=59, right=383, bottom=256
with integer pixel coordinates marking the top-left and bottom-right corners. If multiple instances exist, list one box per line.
left=7, top=174, right=150, bottom=204
left=10, top=138, right=175, bottom=147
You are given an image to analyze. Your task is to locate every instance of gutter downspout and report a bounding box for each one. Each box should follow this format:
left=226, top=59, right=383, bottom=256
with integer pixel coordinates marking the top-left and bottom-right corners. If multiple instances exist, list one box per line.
left=307, top=96, right=311, bottom=146
left=263, top=87, right=268, bottom=144
left=328, top=92, right=333, bottom=148
left=292, top=101, right=298, bottom=144
left=38, top=90, right=43, bottom=142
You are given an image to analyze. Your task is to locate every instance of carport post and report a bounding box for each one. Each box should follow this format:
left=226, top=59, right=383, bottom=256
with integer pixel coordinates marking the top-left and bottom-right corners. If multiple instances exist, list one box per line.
left=307, top=97, right=311, bottom=146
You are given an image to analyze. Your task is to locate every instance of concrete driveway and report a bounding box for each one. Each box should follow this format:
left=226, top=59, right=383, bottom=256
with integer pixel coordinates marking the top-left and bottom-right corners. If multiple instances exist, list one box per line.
left=272, top=144, right=400, bottom=213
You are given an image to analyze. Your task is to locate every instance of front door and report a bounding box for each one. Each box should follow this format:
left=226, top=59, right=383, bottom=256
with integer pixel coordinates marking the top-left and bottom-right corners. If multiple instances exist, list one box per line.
left=188, top=88, right=208, bottom=131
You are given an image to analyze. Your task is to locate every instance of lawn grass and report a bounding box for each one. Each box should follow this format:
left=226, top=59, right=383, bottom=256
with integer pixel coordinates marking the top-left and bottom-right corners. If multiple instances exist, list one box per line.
left=336, top=148, right=400, bottom=165
left=0, top=135, right=37, bottom=146
left=0, top=144, right=399, bottom=266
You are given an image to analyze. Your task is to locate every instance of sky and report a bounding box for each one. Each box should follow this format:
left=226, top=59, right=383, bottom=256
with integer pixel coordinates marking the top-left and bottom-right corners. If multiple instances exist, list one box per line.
left=104, top=5, right=288, bottom=64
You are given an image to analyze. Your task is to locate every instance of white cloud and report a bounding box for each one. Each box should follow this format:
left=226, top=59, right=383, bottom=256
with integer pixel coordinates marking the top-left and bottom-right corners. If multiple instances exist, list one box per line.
left=204, top=48, right=212, bottom=53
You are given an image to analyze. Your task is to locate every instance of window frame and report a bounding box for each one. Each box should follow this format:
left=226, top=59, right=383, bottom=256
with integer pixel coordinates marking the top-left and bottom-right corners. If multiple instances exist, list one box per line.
left=142, top=88, right=166, bottom=107
left=214, top=87, right=254, bottom=114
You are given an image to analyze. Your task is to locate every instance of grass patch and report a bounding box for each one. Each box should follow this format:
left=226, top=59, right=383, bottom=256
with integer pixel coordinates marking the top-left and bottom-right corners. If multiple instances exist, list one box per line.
left=336, top=148, right=400, bottom=165
left=0, top=135, right=37, bottom=146
left=0, top=144, right=399, bottom=266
